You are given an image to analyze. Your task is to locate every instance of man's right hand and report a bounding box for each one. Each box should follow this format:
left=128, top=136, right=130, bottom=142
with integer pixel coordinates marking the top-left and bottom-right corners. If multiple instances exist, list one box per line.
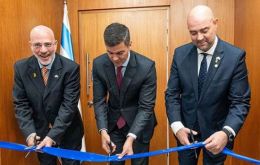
left=176, top=127, right=197, bottom=145
left=100, top=130, right=116, bottom=154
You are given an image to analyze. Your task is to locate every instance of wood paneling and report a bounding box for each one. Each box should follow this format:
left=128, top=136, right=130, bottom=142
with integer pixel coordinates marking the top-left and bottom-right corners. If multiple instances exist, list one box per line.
left=79, top=0, right=170, bottom=10
left=68, top=0, right=80, bottom=62
left=234, top=0, right=260, bottom=164
left=0, top=0, right=63, bottom=164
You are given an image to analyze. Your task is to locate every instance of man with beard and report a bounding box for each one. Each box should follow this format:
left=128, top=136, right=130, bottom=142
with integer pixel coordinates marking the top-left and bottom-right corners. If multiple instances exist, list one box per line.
left=165, top=5, right=250, bottom=165
left=13, top=25, right=84, bottom=165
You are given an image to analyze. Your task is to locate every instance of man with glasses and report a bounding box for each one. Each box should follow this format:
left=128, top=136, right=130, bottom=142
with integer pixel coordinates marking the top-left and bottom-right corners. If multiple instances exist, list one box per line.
left=92, top=23, right=157, bottom=165
left=13, top=25, right=84, bottom=165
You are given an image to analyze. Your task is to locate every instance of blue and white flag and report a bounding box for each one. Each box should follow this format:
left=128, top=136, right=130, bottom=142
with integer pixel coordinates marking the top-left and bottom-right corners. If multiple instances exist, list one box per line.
left=60, top=2, right=74, bottom=60
left=60, top=2, right=86, bottom=152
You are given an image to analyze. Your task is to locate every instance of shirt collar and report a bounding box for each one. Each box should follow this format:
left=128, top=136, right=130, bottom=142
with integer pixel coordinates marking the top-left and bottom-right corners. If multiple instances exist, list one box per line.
left=197, top=36, right=218, bottom=56
left=121, top=51, right=130, bottom=67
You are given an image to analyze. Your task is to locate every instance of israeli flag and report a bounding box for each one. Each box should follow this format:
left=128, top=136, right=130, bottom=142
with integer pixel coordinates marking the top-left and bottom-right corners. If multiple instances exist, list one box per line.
left=60, top=2, right=86, bottom=152
left=60, top=2, right=74, bottom=60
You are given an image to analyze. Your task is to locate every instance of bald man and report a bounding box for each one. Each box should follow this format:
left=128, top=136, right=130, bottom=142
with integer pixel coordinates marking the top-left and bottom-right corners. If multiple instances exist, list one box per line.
left=13, top=25, right=84, bottom=165
left=165, top=5, right=250, bottom=164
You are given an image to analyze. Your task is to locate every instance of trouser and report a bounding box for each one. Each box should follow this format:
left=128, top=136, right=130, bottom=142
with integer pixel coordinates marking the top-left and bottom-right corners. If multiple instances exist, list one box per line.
left=109, top=125, right=150, bottom=165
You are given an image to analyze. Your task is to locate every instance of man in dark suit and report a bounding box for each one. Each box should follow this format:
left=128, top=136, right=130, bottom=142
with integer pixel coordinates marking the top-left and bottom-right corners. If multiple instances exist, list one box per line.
left=13, top=25, right=84, bottom=165
left=165, top=5, right=250, bottom=165
left=92, top=23, right=157, bottom=165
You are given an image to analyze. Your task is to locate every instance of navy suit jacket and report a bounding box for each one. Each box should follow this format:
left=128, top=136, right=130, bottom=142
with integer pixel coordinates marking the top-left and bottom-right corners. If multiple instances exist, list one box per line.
left=165, top=38, right=250, bottom=140
left=93, top=51, right=157, bottom=143
left=13, top=54, right=84, bottom=145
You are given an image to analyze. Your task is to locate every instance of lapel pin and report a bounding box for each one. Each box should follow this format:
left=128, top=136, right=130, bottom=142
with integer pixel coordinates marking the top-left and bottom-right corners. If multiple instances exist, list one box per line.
left=33, top=73, right=37, bottom=78
left=214, top=64, right=218, bottom=68
left=215, top=56, right=221, bottom=63
left=54, top=75, right=59, bottom=78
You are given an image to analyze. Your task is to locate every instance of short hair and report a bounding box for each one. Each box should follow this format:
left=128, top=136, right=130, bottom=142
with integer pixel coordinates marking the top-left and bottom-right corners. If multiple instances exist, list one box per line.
left=104, top=23, right=130, bottom=47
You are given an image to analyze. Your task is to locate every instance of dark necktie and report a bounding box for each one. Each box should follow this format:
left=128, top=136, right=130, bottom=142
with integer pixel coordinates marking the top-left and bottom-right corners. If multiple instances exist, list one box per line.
left=116, top=66, right=123, bottom=89
left=198, top=53, right=208, bottom=97
left=116, top=66, right=126, bottom=129
left=41, top=66, right=48, bottom=86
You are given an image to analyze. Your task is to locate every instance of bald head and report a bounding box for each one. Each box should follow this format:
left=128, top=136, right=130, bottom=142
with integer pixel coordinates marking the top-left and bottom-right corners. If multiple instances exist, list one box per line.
left=187, top=5, right=215, bottom=27
left=30, top=25, right=55, bottom=41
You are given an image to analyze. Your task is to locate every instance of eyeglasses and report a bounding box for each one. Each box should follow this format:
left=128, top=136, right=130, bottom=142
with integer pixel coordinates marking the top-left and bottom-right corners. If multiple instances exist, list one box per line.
left=31, top=41, right=57, bottom=49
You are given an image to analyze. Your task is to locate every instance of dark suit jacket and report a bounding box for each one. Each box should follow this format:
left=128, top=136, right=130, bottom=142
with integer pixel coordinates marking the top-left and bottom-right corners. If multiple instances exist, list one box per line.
left=165, top=38, right=250, bottom=141
left=93, top=51, right=157, bottom=143
left=13, top=54, right=84, bottom=145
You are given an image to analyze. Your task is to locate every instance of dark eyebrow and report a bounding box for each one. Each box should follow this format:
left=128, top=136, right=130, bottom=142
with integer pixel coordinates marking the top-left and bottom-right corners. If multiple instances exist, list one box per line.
left=107, top=50, right=125, bottom=55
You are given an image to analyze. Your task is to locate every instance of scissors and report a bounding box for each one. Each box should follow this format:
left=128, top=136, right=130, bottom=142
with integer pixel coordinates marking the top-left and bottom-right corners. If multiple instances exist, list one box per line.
left=24, top=136, right=39, bottom=158
left=24, top=146, right=36, bottom=158
left=190, top=129, right=198, bottom=159
left=106, top=141, right=114, bottom=164
left=108, top=141, right=114, bottom=157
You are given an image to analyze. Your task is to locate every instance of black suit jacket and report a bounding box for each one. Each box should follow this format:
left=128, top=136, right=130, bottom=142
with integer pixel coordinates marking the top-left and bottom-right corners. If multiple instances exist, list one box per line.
left=165, top=38, right=250, bottom=141
left=13, top=54, right=84, bottom=145
left=93, top=51, right=157, bottom=143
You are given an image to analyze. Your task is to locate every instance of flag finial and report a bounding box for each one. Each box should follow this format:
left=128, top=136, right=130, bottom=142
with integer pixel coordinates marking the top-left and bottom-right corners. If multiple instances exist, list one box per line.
left=64, top=0, right=67, bottom=4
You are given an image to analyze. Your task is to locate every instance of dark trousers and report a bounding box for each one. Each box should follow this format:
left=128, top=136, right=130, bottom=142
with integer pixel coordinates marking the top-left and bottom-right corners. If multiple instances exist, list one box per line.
left=109, top=125, right=150, bottom=165
left=178, top=147, right=226, bottom=165
left=37, top=140, right=82, bottom=165
left=177, top=134, right=227, bottom=165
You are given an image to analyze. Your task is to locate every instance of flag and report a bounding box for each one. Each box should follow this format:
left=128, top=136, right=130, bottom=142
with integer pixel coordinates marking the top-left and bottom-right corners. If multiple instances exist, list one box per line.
left=60, top=1, right=86, bottom=152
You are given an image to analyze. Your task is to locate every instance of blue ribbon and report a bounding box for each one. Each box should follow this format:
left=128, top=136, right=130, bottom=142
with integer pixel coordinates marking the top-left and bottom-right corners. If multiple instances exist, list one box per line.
left=0, top=141, right=259, bottom=164
left=222, top=148, right=260, bottom=164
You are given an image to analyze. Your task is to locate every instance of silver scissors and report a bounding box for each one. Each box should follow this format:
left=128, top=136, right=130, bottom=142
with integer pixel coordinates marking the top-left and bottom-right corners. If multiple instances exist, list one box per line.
left=24, top=136, right=38, bottom=158
left=107, top=141, right=114, bottom=163
left=190, top=129, right=198, bottom=159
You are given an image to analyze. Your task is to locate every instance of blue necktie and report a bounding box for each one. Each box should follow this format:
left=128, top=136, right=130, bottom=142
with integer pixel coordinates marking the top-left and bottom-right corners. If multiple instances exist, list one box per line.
left=198, top=53, right=208, bottom=98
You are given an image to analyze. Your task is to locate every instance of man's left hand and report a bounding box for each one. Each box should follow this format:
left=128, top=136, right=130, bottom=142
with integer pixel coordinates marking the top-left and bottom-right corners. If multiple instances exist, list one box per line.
left=36, top=136, right=55, bottom=151
left=117, top=136, right=134, bottom=159
left=204, top=131, right=228, bottom=154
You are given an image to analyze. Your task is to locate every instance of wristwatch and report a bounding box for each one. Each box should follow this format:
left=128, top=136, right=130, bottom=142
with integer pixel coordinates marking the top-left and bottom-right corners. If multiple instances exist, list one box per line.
left=222, top=128, right=234, bottom=142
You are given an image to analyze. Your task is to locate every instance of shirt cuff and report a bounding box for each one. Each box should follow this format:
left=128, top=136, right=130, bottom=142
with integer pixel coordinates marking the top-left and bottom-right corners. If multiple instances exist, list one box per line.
left=127, top=133, right=137, bottom=139
left=171, top=121, right=185, bottom=135
left=26, top=133, right=36, bottom=143
left=223, top=126, right=236, bottom=137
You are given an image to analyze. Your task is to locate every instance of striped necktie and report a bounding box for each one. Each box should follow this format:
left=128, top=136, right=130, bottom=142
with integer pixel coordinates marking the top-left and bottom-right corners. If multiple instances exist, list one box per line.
left=41, top=66, right=48, bottom=86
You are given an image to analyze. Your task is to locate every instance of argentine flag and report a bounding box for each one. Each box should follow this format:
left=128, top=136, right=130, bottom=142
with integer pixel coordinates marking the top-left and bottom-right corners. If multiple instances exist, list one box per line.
left=60, top=2, right=86, bottom=152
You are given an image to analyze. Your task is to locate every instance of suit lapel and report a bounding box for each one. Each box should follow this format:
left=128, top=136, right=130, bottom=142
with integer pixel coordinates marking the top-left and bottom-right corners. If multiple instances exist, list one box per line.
left=27, top=56, right=45, bottom=94
left=120, top=52, right=137, bottom=103
left=43, top=55, right=62, bottom=100
left=199, top=40, right=224, bottom=102
left=104, top=56, right=120, bottom=97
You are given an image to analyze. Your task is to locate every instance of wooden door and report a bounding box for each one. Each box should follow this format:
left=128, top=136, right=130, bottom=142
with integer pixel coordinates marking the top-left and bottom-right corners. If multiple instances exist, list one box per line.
left=79, top=7, right=169, bottom=165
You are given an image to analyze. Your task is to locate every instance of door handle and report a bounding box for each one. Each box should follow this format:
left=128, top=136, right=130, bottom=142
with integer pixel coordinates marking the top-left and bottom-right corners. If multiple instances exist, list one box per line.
left=87, top=100, right=93, bottom=107
left=86, top=53, right=91, bottom=96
